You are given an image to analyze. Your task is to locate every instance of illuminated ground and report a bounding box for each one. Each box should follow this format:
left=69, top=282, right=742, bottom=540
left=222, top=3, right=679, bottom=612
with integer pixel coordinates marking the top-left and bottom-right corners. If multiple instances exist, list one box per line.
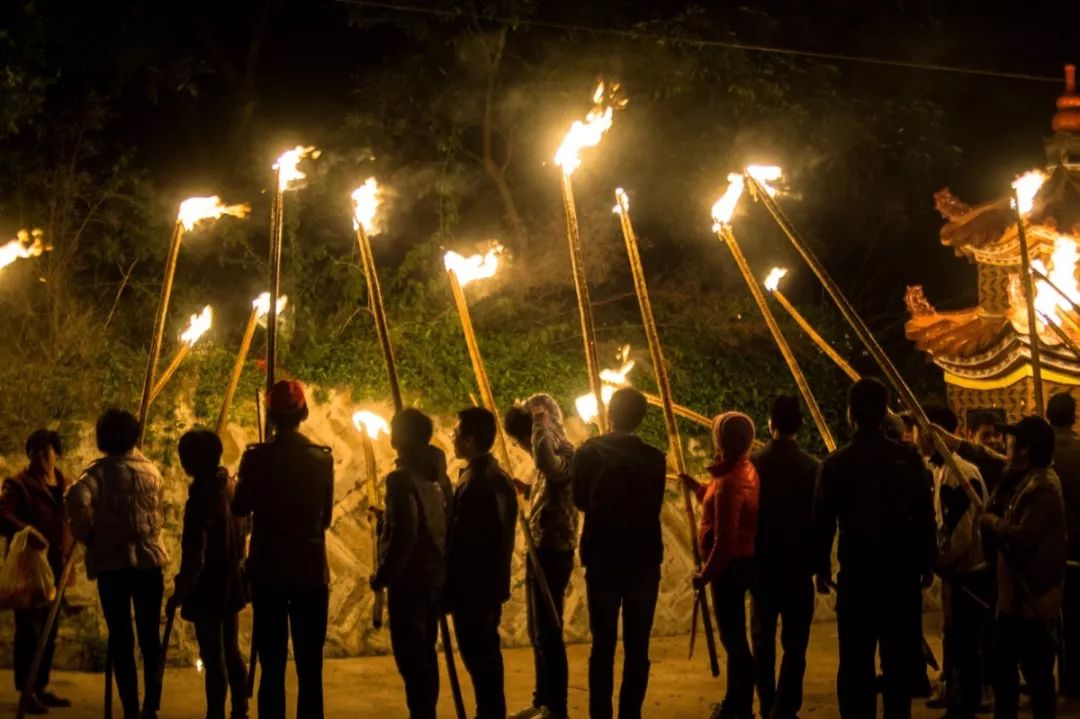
left=3, top=617, right=1078, bottom=718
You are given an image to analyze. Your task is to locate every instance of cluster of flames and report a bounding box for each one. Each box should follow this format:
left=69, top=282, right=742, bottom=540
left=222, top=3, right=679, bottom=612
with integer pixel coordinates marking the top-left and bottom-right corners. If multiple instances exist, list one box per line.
left=444, top=243, right=504, bottom=287
left=0, top=228, right=47, bottom=272
left=352, top=409, right=390, bottom=440
left=351, top=177, right=381, bottom=234
left=555, top=82, right=626, bottom=176
left=575, top=345, right=635, bottom=423
left=179, top=305, right=213, bottom=346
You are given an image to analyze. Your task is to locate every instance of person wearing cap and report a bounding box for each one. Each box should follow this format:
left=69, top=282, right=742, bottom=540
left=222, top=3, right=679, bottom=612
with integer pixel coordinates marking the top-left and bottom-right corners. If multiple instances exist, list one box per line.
left=748, top=397, right=820, bottom=719
left=572, top=388, right=666, bottom=719
left=233, top=381, right=334, bottom=719
left=370, top=409, right=450, bottom=719
left=981, top=415, right=1067, bottom=719
left=680, top=411, right=760, bottom=719
left=0, top=429, right=73, bottom=714
left=67, top=409, right=169, bottom=719
left=814, top=378, right=935, bottom=719
left=1046, top=391, right=1080, bottom=697
left=503, top=394, right=576, bottom=719
left=444, top=407, right=517, bottom=719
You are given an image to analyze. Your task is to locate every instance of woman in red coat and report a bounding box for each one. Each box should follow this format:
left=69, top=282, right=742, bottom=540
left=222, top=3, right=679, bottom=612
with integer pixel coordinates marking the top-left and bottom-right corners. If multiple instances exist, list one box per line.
left=681, top=412, right=760, bottom=719
left=0, top=430, right=74, bottom=714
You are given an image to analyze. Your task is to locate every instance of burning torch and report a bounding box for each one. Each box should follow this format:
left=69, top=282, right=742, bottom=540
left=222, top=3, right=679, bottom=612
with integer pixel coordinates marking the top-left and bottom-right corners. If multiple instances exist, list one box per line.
left=1012, top=170, right=1050, bottom=415
left=136, top=197, right=249, bottom=445
left=743, top=167, right=982, bottom=506
left=444, top=245, right=563, bottom=629
left=266, top=146, right=319, bottom=436
left=554, top=82, right=625, bottom=432
left=712, top=171, right=837, bottom=452
left=217, top=293, right=288, bottom=434
left=352, top=411, right=390, bottom=630
left=0, top=228, right=48, bottom=273
left=149, top=305, right=213, bottom=403
left=614, top=189, right=721, bottom=677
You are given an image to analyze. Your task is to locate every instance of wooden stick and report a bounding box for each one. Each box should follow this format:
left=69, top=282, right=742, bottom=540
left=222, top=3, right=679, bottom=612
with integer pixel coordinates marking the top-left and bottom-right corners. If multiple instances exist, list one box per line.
left=265, top=183, right=284, bottom=438
left=643, top=392, right=711, bottom=428
left=217, top=307, right=260, bottom=434
left=356, top=225, right=404, bottom=411
left=771, top=289, right=861, bottom=382
left=136, top=221, right=183, bottom=446
left=1039, top=311, right=1080, bottom=360
left=560, top=173, right=607, bottom=432
left=1014, top=187, right=1045, bottom=416
left=745, top=173, right=982, bottom=506
left=156, top=597, right=178, bottom=695
left=149, top=343, right=191, bottom=403
left=615, top=191, right=720, bottom=677
left=446, top=268, right=562, bottom=630
left=718, top=226, right=837, bottom=452
left=360, top=432, right=386, bottom=629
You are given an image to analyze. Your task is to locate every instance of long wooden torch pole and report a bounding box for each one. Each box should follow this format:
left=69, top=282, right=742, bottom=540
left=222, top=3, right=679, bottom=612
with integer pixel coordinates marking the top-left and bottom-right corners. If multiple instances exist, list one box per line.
left=560, top=173, right=607, bottom=432
left=446, top=268, right=562, bottom=631
left=265, top=180, right=285, bottom=437
left=717, top=226, right=837, bottom=452
left=149, top=343, right=192, bottom=403
left=643, top=393, right=712, bottom=428
left=615, top=191, right=720, bottom=677
left=745, top=173, right=981, bottom=505
left=217, top=307, right=260, bottom=434
left=770, top=289, right=861, bottom=382
left=356, top=225, right=403, bottom=410
left=1014, top=189, right=1046, bottom=416
left=136, top=221, right=183, bottom=446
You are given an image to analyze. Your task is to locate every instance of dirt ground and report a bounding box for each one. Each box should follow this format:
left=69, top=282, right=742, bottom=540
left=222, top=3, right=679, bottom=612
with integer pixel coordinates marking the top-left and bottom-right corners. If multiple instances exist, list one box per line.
left=3, top=618, right=1080, bottom=718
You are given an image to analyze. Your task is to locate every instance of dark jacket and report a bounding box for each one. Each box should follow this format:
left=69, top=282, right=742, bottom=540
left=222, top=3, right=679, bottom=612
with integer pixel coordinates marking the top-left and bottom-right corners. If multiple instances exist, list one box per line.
left=983, top=466, right=1067, bottom=620
left=957, top=440, right=1006, bottom=496
left=0, top=468, right=73, bottom=582
left=233, top=429, right=334, bottom=588
left=751, top=438, right=820, bottom=580
left=372, top=447, right=449, bottom=593
left=177, top=469, right=249, bottom=621
left=1052, top=427, right=1080, bottom=560
left=814, top=428, right=935, bottom=582
left=572, top=432, right=667, bottom=570
left=527, top=416, right=577, bottom=552
left=446, top=453, right=517, bottom=606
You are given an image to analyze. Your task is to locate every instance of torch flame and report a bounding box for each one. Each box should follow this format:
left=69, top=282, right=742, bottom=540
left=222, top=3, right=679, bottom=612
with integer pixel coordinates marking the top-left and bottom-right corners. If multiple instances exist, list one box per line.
left=0, top=229, right=46, bottom=271
left=351, top=177, right=381, bottom=234
left=1009, top=234, right=1080, bottom=336
left=1011, top=169, right=1049, bottom=216
left=711, top=165, right=784, bottom=230
left=554, top=82, right=620, bottom=176
left=273, top=146, right=320, bottom=192
left=352, top=410, right=390, bottom=440
left=576, top=345, right=635, bottom=423
left=179, top=305, right=213, bottom=346
left=444, top=244, right=504, bottom=287
left=177, top=196, right=250, bottom=232
left=612, top=187, right=629, bottom=214
left=252, top=292, right=288, bottom=320
left=764, top=267, right=789, bottom=293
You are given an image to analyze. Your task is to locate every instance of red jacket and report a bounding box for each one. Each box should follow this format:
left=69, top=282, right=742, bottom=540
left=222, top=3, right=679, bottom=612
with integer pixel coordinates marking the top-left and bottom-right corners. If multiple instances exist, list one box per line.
left=0, top=468, right=74, bottom=584
left=696, top=457, right=759, bottom=582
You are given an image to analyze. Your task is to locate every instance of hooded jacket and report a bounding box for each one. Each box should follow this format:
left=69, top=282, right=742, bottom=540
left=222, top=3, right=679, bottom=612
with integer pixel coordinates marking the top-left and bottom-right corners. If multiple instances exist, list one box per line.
left=372, top=445, right=449, bottom=593
left=572, top=432, right=666, bottom=570
left=67, top=449, right=169, bottom=579
left=523, top=394, right=578, bottom=553
left=695, top=413, right=759, bottom=582
left=0, top=467, right=74, bottom=583
left=932, top=452, right=987, bottom=576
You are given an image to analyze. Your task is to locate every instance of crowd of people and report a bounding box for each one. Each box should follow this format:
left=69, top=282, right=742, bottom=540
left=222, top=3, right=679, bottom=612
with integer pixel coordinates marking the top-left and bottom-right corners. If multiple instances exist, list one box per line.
left=0, top=376, right=1077, bottom=719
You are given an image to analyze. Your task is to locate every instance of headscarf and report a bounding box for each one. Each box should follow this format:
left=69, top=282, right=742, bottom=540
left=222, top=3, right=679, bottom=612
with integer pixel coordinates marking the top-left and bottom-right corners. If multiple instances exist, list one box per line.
left=707, top=411, right=755, bottom=477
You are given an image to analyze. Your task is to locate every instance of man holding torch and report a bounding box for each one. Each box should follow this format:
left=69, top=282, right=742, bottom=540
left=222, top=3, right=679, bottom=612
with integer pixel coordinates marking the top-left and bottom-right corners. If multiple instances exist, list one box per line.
left=233, top=381, right=334, bottom=719
left=503, top=394, right=577, bottom=719
left=370, top=408, right=450, bottom=719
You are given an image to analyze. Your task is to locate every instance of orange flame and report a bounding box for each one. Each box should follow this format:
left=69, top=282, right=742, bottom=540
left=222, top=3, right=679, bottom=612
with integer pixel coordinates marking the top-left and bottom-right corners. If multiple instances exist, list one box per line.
left=179, top=305, right=213, bottom=346
left=177, top=196, right=250, bottom=232
left=0, top=229, right=46, bottom=271
left=764, top=267, right=788, bottom=293
left=575, top=345, right=635, bottom=423
left=444, top=244, right=504, bottom=287
left=711, top=165, right=783, bottom=230
left=1011, top=169, right=1049, bottom=216
left=351, top=177, right=381, bottom=234
left=352, top=410, right=390, bottom=439
left=554, top=82, right=625, bottom=176
left=252, top=292, right=288, bottom=320
left=273, top=146, right=320, bottom=192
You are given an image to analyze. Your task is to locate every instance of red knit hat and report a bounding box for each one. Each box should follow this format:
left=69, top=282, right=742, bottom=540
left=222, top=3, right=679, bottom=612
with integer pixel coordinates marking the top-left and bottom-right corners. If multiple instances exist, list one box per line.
left=267, top=380, right=306, bottom=416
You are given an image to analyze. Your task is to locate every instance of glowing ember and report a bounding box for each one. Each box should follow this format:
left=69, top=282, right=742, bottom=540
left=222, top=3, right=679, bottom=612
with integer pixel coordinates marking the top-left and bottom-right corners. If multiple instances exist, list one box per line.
left=351, top=177, right=381, bottom=234
left=444, top=244, right=504, bottom=287
left=0, top=229, right=46, bottom=271
left=195, top=659, right=204, bottom=674
left=613, top=187, right=629, bottom=214
left=576, top=346, right=635, bottom=423
left=273, top=146, right=320, bottom=192
left=176, top=196, right=250, bottom=232
left=1011, top=169, right=1049, bottom=216
left=252, top=292, right=288, bottom=320
left=554, top=82, right=625, bottom=176
left=179, top=306, right=213, bottom=346
left=352, top=410, right=390, bottom=440
left=764, top=267, right=789, bottom=293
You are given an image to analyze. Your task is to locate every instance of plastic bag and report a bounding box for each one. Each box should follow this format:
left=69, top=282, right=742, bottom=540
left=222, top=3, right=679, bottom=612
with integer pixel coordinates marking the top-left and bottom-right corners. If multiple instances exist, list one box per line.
left=0, top=527, right=56, bottom=610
